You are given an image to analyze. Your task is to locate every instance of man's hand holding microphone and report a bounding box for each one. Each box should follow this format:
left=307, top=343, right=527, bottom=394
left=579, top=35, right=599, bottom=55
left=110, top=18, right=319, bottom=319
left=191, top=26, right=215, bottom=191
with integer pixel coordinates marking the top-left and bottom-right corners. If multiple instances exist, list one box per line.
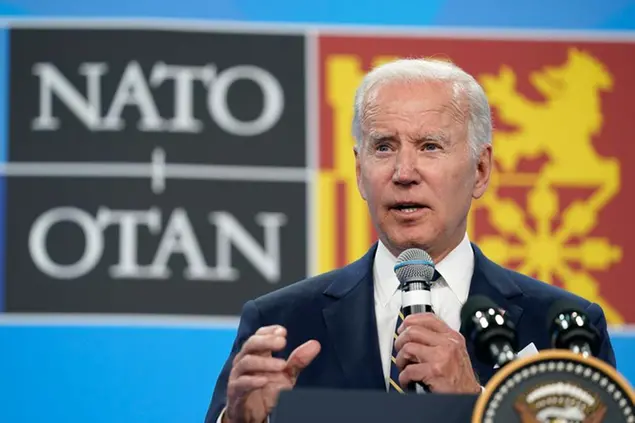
left=223, top=325, right=321, bottom=423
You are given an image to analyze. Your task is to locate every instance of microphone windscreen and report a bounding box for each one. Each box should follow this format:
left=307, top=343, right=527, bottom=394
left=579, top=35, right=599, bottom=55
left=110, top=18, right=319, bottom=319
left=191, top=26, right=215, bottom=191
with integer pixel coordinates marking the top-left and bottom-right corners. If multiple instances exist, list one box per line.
left=460, top=295, right=498, bottom=327
left=394, top=248, right=435, bottom=284
left=546, top=298, right=584, bottom=327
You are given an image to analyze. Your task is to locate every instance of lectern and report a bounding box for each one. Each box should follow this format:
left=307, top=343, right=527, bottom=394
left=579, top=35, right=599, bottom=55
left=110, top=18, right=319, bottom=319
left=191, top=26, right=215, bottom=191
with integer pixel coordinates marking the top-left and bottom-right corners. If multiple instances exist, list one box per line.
left=271, top=351, right=635, bottom=423
left=271, top=389, right=479, bottom=423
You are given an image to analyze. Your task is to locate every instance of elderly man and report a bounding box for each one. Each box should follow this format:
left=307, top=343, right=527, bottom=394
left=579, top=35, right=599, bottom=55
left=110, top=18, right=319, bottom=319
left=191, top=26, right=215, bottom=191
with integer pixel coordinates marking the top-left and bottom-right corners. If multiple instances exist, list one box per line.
left=204, top=58, right=616, bottom=423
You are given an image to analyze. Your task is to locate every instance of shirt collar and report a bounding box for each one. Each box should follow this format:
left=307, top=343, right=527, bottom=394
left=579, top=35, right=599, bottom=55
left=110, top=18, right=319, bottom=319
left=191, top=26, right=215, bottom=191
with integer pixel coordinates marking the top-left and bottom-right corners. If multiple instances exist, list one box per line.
left=373, top=239, right=401, bottom=307
left=434, top=232, right=474, bottom=304
left=373, top=233, right=474, bottom=306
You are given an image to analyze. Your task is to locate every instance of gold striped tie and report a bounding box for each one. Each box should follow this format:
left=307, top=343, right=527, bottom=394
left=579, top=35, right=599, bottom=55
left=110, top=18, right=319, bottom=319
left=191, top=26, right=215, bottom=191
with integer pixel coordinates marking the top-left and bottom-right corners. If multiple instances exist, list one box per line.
left=388, top=309, right=405, bottom=393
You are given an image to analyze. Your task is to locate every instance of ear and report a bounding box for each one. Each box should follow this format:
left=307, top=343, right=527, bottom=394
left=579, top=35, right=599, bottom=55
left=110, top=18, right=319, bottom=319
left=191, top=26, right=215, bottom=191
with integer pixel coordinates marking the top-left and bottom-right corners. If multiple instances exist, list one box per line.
left=472, top=144, right=492, bottom=199
left=354, top=144, right=367, bottom=200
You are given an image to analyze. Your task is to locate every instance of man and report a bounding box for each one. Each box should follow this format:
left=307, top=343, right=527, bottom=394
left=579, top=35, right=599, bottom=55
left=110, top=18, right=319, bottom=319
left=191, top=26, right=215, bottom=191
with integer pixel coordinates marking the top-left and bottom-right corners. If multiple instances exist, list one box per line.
left=204, top=58, right=616, bottom=423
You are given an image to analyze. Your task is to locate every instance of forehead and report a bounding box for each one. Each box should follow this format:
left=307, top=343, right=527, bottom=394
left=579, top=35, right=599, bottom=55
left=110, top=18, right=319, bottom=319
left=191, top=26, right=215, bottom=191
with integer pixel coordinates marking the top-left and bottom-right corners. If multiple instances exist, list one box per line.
left=363, top=80, right=467, bottom=134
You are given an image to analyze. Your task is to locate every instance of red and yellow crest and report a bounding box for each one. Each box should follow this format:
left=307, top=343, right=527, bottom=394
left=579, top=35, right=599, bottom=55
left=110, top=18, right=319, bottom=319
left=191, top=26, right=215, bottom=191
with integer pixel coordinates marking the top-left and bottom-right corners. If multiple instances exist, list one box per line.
left=316, top=33, right=635, bottom=325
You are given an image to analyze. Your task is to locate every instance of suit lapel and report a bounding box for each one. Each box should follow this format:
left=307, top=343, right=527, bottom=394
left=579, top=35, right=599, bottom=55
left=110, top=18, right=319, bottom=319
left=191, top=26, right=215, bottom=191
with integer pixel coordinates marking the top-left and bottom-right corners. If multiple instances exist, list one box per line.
left=322, top=245, right=385, bottom=390
left=319, top=242, right=525, bottom=388
left=463, top=243, right=524, bottom=384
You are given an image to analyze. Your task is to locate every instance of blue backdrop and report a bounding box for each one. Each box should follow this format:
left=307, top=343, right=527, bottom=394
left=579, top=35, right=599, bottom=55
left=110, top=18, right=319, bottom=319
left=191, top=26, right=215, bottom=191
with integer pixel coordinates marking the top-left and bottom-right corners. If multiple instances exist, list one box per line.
left=1, top=0, right=635, bottom=29
left=1, top=1, right=634, bottom=422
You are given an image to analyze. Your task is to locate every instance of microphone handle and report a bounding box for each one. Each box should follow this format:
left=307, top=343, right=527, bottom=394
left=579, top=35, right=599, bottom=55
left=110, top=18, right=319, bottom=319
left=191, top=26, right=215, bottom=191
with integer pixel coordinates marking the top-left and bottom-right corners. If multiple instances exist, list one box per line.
left=401, top=282, right=433, bottom=394
left=401, top=281, right=433, bottom=317
left=403, top=303, right=433, bottom=316
left=407, top=381, right=430, bottom=394
left=402, top=305, right=432, bottom=392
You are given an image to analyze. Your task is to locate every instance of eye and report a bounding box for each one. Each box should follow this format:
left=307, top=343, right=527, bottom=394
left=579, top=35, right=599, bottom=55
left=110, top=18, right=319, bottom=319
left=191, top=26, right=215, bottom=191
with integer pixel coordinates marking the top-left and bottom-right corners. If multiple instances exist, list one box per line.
left=423, top=143, right=440, bottom=151
left=376, top=144, right=391, bottom=152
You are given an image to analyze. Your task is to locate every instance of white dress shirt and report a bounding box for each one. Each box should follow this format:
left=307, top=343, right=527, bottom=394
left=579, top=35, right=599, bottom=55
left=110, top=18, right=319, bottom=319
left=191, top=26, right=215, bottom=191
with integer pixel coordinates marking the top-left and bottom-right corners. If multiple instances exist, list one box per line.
left=373, top=233, right=475, bottom=389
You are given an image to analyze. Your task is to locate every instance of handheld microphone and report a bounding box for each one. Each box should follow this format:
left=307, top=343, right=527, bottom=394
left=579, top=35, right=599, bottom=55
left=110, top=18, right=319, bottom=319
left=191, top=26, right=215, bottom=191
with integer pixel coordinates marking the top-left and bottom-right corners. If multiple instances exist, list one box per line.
left=460, top=296, right=518, bottom=369
left=394, top=248, right=436, bottom=316
left=547, top=299, right=601, bottom=358
left=394, top=248, right=438, bottom=394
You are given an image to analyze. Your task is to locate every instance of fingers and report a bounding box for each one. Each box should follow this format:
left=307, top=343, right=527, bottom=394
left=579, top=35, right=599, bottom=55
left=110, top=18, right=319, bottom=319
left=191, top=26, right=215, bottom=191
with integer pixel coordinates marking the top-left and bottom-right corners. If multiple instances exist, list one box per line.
left=233, top=325, right=287, bottom=365
left=227, top=353, right=294, bottom=416
left=233, top=355, right=288, bottom=376
left=259, top=376, right=295, bottom=411
left=231, top=325, right=321, bottom=388
left=226, top=373, right=294, bottom=408
left=398, top=361, right=479, bottom=394
left=229, top=354, right=289, bottom=398
left=395, top=342, right=438, bottom=371
left=227, top=374, right=269, bottom=397
left=399, top=313, right=450, bottom=335
left=398, top=362, right=439, bottom=389
left=286, top=340, right=321, bottom=379
left=395, top=325, right=466, bottom=363
left=394, top=319, right=479, bottom=394
left=226, top=326, right=319, bottom=423
left=394, top=318, right=467, bottom=376
left=255, top=325, right=287, bottom=337
left=263, top=374, right=295, bottom=395
left=394, top=325, right=439, bottom=351
left=394, top=317, right=450, bottom=371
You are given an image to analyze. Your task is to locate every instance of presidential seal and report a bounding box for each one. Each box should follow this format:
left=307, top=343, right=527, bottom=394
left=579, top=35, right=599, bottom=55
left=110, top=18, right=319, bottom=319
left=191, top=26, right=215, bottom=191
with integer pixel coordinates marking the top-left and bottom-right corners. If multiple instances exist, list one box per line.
left=472, top=350, right=635, bottom=423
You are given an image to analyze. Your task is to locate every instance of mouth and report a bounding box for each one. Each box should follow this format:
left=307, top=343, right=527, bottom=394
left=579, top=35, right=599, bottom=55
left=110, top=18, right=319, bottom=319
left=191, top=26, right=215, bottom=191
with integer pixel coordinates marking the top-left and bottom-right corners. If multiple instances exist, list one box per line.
left=389, top=202, right=428, bottom=215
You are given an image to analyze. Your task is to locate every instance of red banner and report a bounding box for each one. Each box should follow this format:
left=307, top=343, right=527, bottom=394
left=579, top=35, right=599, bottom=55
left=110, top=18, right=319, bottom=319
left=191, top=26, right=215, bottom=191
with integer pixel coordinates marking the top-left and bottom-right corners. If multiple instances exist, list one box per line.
left=317, top=34, right=635, bottom=325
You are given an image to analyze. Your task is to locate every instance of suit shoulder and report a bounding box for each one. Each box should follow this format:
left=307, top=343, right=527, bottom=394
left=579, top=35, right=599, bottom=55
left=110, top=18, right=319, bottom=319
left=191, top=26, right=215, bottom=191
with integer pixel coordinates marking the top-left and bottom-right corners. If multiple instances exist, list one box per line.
left=497, top=263, right=615, bottom=367
left=249, top=267, right=342, bottom=313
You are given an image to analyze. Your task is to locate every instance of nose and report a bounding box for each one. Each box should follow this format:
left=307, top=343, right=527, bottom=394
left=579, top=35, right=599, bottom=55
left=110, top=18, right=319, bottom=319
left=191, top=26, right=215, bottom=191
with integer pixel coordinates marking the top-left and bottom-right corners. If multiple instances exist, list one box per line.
left=392, top=148, right=421, bottom=185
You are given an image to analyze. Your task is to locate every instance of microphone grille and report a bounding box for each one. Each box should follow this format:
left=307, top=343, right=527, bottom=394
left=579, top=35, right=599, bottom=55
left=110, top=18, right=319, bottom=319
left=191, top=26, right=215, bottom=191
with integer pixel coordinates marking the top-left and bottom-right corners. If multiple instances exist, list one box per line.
left=394, top=248, right=436, bottom=284
left=546, top=298, right=585, bottom=327
left=460, top=295, right=498, bottom=326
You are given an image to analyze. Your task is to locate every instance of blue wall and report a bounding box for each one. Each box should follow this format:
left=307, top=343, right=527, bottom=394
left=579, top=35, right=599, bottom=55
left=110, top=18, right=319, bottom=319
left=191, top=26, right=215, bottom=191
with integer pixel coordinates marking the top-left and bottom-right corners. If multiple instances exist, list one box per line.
left=2, top=321, right=634, bottom=423
left=1, top=1, right=634, bottom=423
left=1, top=0, right=634, bottom=29
left=0, top=320, right=238, bottom=423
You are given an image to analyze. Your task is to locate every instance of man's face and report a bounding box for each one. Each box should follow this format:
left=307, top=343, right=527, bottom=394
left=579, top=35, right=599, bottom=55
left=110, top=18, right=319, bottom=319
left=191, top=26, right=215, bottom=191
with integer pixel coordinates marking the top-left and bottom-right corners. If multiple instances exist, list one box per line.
left=355, top=80, right=492, bottom=261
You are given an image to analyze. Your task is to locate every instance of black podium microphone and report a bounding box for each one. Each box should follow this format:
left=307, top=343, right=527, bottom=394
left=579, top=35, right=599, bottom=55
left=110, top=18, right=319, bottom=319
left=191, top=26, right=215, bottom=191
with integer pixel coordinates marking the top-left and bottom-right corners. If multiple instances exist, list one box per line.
left=547, top=299, right=601, bottom=358
left=394, top=248, right=438, bottom=393
left=460, top=296, right=518, bottom=369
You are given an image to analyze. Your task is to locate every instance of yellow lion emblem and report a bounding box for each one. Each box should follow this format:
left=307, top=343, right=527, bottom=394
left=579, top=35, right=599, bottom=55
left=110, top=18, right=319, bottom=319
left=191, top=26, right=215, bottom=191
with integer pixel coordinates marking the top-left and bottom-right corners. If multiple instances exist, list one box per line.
left=474, top=48, right=623, bottom=324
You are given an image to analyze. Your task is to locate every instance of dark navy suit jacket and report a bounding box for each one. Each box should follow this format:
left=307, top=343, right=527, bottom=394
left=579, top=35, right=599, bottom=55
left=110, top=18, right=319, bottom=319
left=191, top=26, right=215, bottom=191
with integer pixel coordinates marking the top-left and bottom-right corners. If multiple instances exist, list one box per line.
left=204, top=243, right=616, bottom=422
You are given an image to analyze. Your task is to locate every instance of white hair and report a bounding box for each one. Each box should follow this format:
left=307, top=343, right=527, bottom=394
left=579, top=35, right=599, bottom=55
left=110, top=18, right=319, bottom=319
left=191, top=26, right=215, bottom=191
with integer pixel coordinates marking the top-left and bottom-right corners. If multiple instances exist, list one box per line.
left=352, top=58, right=492, bottom=158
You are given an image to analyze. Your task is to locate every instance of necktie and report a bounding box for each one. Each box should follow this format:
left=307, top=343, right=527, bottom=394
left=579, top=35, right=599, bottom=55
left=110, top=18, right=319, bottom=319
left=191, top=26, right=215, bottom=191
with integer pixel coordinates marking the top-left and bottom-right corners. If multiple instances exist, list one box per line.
left=388, top=309, right=406, bottom=393
left=388, top=270, right=442, bottom=393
